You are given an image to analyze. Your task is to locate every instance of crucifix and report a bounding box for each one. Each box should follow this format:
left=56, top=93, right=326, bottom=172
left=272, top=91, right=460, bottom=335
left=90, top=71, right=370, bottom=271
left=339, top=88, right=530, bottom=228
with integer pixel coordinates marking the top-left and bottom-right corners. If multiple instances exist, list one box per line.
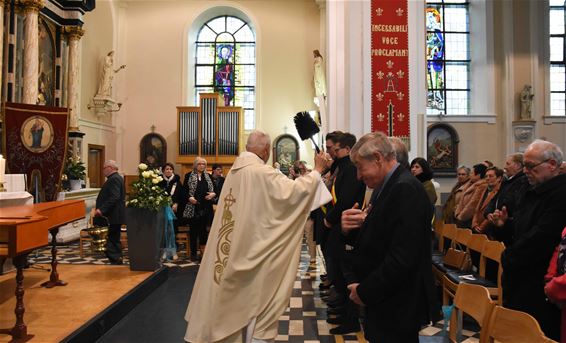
left=387, top=100, right=394, bottom=136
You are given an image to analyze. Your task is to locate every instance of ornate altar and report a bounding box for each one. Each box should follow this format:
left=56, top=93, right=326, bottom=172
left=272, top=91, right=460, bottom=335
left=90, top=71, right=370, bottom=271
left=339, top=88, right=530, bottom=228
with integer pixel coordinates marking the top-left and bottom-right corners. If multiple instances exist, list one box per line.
left=176, top=93, right=244, bottom=175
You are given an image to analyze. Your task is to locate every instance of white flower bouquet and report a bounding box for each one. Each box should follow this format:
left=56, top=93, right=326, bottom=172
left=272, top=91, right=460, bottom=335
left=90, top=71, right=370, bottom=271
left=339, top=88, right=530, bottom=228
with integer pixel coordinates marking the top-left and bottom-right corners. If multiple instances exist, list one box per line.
left=126, top=163, right=172, bottom=211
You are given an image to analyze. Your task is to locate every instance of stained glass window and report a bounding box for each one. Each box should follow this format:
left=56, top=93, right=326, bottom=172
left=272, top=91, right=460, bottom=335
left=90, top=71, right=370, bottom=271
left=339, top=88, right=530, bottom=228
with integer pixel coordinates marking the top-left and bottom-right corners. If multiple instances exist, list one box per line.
left=425, top=0, right=470, bottom=115
left=195, top=16, right=256, bottom=129
left=550, top=0, right=566, bottom=116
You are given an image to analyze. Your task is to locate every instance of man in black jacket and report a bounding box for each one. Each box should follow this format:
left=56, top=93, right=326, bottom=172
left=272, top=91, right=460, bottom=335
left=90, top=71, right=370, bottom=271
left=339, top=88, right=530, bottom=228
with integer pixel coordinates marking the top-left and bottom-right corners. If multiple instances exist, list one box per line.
left=95, top=160, right=125, bottom=264
left=323, top=132, right=366, bottom=334
left=342, top=132, right=434, bottom=342
left=485, top=153, right=529, bottom=244
left=489, top=140, right=566, bottom=341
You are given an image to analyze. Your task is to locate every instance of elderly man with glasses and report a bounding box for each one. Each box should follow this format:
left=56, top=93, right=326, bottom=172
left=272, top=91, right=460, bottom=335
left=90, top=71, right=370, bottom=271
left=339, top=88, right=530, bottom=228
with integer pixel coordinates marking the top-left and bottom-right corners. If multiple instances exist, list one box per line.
left=488, top=139, right=566, bottom=341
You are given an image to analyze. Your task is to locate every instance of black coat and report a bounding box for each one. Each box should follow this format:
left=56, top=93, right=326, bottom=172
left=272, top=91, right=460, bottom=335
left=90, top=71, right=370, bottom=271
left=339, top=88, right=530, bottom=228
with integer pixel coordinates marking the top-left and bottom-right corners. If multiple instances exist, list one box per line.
left=95, top=172, right=125, bottom=226
left=345, top=166, right=434, bottom=339
left=486, top=172, right=529, bottom=245
left=501, top=173, right=566, bottom=341
left=324, top=155, right=365, bottom=227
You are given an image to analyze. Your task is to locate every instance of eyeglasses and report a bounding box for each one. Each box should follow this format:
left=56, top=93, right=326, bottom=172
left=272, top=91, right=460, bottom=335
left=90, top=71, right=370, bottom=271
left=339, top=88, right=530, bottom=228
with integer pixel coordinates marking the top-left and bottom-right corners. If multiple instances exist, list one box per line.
left=457, top=173, right=467, bottom=176
left=523, top=159, right=550, bottom=171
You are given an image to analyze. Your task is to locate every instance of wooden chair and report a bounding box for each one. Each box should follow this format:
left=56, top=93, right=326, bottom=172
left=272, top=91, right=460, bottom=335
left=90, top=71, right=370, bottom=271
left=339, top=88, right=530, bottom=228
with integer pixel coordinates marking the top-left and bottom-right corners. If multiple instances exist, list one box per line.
left=479, top=240, right=505, bottom=305
left=432, top=223, right=459, bottom=283
left=448, top=283, right=495, bottom=343
left=120, top=225, right=128, bottom=249
left=485, top=305, right=557, bottom=343
left=176, top=225, right=191, bottom=256
left=443, top=231, right=487, bottom=305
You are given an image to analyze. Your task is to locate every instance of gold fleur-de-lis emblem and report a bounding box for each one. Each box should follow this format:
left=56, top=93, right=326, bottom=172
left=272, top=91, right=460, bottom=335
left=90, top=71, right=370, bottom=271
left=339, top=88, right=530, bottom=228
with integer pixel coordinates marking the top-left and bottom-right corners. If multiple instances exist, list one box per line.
left=397, top=112, right=405, bottom=121
left=376, top=71, right=384, bottom=79
left=386, top=60, right=394, bottom=69
left=377, top=113, right=385, bottom=121
left=375, top=8, right=383, bottom=16
left=387, top=72, right=394, bottom=78
left=397, top=70, right=405, bottom=79
left=396, top=8, right=404, bottom=16
left=397, top=92, right=405, bottom=100
left=375, top=93, right=384, bottom=102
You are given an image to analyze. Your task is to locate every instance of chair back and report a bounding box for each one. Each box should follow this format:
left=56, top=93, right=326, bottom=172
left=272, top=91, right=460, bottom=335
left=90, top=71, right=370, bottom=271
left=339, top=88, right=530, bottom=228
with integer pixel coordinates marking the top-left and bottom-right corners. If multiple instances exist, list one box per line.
left=485, top=305, right=557, bottom=343
left=479, top=240, right=505, bottom=304
left=442, top=223, right=458, bottom=253
left=449, top=283, right=494, bottom=343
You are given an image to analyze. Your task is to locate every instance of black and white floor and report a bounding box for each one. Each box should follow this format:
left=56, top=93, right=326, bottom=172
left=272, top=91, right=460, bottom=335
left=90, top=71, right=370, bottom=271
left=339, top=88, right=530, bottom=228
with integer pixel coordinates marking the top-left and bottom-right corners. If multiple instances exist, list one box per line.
left=28, top=241, right=480, bottom=342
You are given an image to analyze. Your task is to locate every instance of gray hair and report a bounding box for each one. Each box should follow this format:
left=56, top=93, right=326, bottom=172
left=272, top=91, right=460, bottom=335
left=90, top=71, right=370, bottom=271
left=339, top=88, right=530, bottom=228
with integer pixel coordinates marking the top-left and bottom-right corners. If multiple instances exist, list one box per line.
left=527, top=139, right=564, bottom=165
left=104, top=160, right=119, bottom=170
left=508, top=153, right=524, bottom=167
left=246, top=130, right=271, bottom=151
left=388, top=136, right=407, bottom=169
left=457, top=165, right=471, bottom=174
left=351, top=132, right=396, bottom=162
left=193, top=156, right=207, bottom=170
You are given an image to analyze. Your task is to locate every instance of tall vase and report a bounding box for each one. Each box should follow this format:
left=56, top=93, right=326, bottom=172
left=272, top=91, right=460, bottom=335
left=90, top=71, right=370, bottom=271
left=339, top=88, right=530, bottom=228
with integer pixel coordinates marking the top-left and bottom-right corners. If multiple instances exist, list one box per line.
left=125, top=207, right=164, bottom=271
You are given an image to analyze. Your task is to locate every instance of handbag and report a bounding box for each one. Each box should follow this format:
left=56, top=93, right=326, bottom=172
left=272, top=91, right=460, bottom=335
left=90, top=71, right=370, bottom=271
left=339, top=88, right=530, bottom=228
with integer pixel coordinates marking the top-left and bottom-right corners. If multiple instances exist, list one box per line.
left=444, top=242, right=472, bottom=272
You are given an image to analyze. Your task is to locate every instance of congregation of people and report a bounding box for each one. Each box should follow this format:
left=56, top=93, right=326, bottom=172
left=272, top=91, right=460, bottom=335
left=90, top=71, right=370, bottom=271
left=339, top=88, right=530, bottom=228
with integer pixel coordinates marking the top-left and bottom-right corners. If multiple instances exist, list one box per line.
left=93, top=130, right=566, bottom=342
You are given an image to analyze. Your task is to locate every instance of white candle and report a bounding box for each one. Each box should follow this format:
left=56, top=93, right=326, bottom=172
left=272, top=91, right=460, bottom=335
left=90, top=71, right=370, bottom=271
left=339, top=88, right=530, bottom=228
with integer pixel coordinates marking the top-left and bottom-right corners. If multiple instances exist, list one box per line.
left=0, top=154, right=5, bottom=183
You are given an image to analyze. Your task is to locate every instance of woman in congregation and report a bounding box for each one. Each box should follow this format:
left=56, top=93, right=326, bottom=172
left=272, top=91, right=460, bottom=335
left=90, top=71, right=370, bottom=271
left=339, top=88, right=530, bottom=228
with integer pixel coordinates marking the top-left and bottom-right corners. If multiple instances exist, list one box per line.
left=410, top=157, right=438, bottom=207
left=471, top=166, right=503, bottom=235
left=182, top=157, right=215, bottom=262
left=442, top=166, right=471, bottom=223
left=455, top=163, right=488, bottom=229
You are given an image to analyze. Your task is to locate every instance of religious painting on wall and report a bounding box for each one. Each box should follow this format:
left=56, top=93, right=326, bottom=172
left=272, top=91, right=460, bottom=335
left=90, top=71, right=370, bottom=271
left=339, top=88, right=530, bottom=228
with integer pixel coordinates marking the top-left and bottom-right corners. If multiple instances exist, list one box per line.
left=427, top=123, right=459, bottom=177
left=140, top=133, right=167, bottom=170
left=38, top=19, right=55, bottom=106
left=273, top=134, right=299, bottom=176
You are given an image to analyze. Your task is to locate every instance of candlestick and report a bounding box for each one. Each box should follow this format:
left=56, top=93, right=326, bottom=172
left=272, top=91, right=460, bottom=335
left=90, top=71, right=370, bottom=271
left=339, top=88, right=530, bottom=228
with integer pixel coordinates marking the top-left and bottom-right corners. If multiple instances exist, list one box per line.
left=0, top=154, right=5, bottom=183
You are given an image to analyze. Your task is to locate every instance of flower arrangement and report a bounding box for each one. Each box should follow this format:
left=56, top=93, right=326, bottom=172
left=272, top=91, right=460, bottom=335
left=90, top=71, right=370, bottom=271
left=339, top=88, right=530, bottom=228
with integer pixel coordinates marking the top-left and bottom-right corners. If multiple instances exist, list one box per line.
left=126, top=163, right=171, bottom=211
left=64, top=157, right=86, bottom=180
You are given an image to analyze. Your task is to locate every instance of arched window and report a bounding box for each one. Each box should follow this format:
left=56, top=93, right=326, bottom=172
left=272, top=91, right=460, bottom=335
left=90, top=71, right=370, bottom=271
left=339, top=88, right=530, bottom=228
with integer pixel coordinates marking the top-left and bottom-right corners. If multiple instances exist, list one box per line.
left=195, top=15, right=256, bottom=130
left=425, top=0, right=470, bottom=115
left=550, top=0, right=566, bottom=116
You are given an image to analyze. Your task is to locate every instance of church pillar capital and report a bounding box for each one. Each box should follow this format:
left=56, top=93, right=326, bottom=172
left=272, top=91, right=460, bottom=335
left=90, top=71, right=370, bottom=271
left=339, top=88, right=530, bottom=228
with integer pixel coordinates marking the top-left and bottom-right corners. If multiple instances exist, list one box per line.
left=19, top=0, right=44, bottom=13
left=63, top=25, right=85, bottom=40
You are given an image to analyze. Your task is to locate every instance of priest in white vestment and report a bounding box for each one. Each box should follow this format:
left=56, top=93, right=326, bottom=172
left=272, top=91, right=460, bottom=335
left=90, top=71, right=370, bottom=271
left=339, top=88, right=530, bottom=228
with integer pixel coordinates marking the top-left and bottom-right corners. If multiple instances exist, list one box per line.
left=185, top=130, right=327, bottom=343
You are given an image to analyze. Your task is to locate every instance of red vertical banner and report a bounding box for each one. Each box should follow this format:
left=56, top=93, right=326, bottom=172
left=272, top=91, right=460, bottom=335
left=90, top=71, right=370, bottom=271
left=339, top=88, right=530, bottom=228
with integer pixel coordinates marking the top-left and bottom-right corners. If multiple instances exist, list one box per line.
left=371, top=0, right=410, bottom=141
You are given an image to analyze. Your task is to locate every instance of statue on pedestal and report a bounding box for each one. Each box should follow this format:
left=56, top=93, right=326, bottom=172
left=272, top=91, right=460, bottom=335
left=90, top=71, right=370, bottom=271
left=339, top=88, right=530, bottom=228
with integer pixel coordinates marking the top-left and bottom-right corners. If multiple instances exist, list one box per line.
left=520, top=85, right=534, bottom=120
left=96, top=51, right=126, bottom=98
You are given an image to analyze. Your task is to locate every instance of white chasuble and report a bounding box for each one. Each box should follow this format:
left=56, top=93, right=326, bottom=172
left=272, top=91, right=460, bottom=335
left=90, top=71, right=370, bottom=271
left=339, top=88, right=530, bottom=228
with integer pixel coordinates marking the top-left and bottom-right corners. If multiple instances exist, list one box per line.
left=185, top=152, right=322, bottom=342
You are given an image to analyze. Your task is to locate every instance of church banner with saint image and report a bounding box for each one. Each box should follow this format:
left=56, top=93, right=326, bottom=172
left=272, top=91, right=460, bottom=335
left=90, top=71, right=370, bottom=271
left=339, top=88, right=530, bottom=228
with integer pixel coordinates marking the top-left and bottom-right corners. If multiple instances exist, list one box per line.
left=371, top=0, right=410, bottom=142
left=3, top=103, right=69, bottom=201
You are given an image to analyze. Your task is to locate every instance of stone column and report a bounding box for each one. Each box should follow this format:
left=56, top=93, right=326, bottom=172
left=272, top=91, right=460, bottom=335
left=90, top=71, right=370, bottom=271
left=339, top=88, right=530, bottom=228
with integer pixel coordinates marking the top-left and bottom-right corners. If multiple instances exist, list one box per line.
left=63, top=26, right=84, bottom=131
left=21, top=0, right=43, bottom=104
left=0, top=1, right=4, bottom=101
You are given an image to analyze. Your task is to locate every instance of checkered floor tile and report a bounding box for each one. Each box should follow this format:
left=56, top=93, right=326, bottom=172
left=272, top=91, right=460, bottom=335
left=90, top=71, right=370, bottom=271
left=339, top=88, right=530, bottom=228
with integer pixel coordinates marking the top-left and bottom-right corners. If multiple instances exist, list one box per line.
left=28, top=240, right=481, bottom=342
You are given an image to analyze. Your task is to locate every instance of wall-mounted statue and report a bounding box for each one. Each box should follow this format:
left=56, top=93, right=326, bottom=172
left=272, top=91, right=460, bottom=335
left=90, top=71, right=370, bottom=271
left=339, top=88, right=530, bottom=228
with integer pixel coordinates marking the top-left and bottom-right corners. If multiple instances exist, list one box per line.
left=313, top=49, right=327, bottom=101
left=96, top=51, right=126, bottom=98
left=520, top=85, right=534, bottom=120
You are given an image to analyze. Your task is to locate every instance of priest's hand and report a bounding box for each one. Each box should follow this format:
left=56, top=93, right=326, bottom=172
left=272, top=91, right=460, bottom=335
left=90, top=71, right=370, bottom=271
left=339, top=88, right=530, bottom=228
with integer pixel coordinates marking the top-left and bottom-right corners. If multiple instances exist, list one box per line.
left=189, top=196, right=198, bottom=205
left=205, top=192, right=216, bottom=201
left=347, top=283, right=364, bottom=306
left=313, top=151, right=326, bottom=174
left=94, top=209, right=102, bottom=217
left=341, top=203, right=367, bottom=233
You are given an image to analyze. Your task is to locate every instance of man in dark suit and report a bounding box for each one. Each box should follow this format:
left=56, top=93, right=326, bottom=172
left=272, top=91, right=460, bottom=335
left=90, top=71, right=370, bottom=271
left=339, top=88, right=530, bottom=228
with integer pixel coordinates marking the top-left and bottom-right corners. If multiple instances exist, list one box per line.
left=341, top=132, right=434, bottom=342
left=489, top=140, right=566, bottom=340
left=94, top=160, right=125, bottom=265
